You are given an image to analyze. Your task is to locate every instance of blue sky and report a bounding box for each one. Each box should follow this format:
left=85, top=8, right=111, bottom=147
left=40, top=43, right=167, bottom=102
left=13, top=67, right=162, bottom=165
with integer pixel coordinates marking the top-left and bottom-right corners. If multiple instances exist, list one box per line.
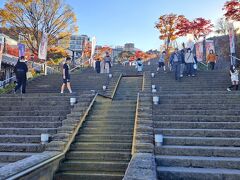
left=0, top=0, right=227, bottom=51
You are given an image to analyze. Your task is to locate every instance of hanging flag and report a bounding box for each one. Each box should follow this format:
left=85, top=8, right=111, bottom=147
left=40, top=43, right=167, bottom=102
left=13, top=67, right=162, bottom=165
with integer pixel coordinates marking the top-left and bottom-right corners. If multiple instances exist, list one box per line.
left=0, top=43, right=3, bottom=71
left=38, top=32, right=48, bottom=60
left=90, top=37, right=96, bottom=68
left=206, top=40, right=215, bottom=57
left=195, top=42, right=203, bottom=62
left=229, top=23, right=235, bottom=54
left=91, top=36, right=96, bottom=59
left=18, top=43, right=25, bottom=57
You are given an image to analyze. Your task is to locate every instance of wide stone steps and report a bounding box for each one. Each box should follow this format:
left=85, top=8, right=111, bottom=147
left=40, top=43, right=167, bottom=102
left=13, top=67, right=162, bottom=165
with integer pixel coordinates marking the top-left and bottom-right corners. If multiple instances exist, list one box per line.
left=157, top=166, right=240, bottom=180
left=70, top=142, right=131, bottom=151
left=59, top=160, right=129, bottom=172
left=0, top=152, right=36, bottom=162
left=0, top=111, right=69, bottom=116
left=55, top=76, right=141, bottom=179
left=65, top=151, right=131, bottom=161
left=0, top=116, right=63, bottom=122
left=159, top=99, right=240, bottom=104
left=157, top=104, right=240, bottom=110
left=75, top=135, right=132, bottom=143
left=155, top=128, right=240, bottom=138
left=0, top=143, right=44, bottom=152
left=0, top=106, right=70, bottom=111
left=79, top=127, right=134, bottom=134
left=156, top=155, right=240, bottom=170
left=0, top=135, right=40, bottom=143
left=0, top=128, right=57, bottom=135
left=83, top=121, right=134, bottom=127
left=153, top=115, right=240, bottom=122
left=154, top=122, right=240, bottom=129
left=156, top=145, right=240, bottom=157
left=0, top=122, right=61, bottom=128
left=154, top=110, right=240, bottom=115
left=163, top=136, right=240, bottom=146
left=55, top=171, right=124, bottom=180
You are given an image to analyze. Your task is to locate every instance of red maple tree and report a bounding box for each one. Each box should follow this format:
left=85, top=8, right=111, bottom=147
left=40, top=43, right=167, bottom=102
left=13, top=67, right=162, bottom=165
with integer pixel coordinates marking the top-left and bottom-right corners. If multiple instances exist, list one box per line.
left=223, top=0, right=240, bottom=21
left=176, top=17, right=213, bottom=40
left=189, top=18, right=213, bottom=40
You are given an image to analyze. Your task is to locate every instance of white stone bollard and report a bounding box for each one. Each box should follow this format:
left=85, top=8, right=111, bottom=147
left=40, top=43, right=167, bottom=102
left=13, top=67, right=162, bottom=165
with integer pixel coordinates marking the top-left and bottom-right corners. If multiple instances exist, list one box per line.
left=151, top=73, right=155, bottom=78
left=103, top=85, right=107, bottom=91
left=153, top=96, right=159, bottom=105
left=70, top=97, right=77, bottom=106
left=108, top=74, right=112, bottom=78
left=155, top=134, right=163, bottom=146
left=152, top=88, right=157, bottom=93
left=41, top=134, right=49, bottom=144
left=152, top=85, right=156, bottom=89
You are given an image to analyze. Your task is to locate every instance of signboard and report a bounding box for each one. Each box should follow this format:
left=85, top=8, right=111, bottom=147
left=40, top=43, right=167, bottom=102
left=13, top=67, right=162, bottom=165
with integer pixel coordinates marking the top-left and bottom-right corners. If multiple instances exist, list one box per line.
left=229, top=23, right=235, bottom=54
left=38, top=32, right=48, bottom=60
left=18, top=43, right=25, bottom=57
left=206, top=40, right=215, bottom=58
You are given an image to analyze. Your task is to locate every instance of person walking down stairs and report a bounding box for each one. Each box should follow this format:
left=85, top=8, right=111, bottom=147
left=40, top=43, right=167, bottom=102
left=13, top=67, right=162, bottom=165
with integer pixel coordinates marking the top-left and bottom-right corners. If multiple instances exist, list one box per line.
left=170, top=48, right=182, bottom=81
left=227, top=65, right=239, bottom=91
left=103, top=52, right=112, bottom=74
left=136, top=58, right=143, bottom=73
left=157, top=51, right=166, bottom=73
left=60, top=57, right=73, bottom=94
left=207, top=50, right=218, bottom=70
left=185, top=48, right=196, bottom=77
left=14, top=56, right=28, bottom=94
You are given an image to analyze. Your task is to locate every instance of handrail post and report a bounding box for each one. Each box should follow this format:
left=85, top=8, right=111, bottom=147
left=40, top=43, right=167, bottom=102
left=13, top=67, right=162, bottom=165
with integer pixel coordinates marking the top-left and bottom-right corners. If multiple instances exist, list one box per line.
left=131, top=92, right=140, bottom=155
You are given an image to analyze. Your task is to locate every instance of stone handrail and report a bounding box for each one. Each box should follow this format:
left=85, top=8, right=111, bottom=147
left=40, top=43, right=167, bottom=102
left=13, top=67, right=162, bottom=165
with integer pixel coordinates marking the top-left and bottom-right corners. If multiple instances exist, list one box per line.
left=0, top=76, right=16, bottom=88
left=111, top=73, right=122, bottom=99
left=131, top=92, right=140, bottom=155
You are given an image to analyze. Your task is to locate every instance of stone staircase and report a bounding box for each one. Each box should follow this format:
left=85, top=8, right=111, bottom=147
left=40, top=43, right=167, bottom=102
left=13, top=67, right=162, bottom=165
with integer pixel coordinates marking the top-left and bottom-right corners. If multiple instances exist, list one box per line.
left=55, top=76, right=142, bottom=180
left=27, top=68, right=110, bottom=94
left=0, top=93, right=93, bottom=168
left=152, top=70, right=240, bottom=179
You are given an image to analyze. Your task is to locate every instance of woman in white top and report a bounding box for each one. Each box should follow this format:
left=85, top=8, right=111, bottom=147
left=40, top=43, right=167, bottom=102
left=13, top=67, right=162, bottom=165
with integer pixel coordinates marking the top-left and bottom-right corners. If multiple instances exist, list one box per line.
left=157, top=51, right=166, bottom=72
left=185, top=48, right=195, bottom=77
left=227, top=65, right=239, bottom=91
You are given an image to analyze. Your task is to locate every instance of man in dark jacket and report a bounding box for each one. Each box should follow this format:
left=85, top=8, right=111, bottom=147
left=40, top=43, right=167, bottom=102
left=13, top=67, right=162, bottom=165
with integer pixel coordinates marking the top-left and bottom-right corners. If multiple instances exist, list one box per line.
left=14, top=56, right=28, bottom=94
left=170, top=48, right=182, bottom=80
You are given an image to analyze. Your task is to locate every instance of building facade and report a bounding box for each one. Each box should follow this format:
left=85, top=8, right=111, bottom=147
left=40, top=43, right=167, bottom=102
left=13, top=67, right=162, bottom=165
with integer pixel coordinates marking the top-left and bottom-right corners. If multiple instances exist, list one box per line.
left=124, top=43, right=135, bottom=52
left=69, top=35, right=90, bottom=58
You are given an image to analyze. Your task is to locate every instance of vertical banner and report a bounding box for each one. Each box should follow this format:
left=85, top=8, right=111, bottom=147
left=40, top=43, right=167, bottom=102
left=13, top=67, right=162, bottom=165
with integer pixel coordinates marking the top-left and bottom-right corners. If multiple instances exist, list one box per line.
left=91, top=36, right=97, bottom=68
left=206, top=40, right=215, bottom=58
left=38, top=32, right=48, bottom=60
left=195, top=42, right=203, bottom=62
left=0, top=43, right=3, bottom=71
left=38, top=32, right=48, bottom=75
left=229, top=23, right=235, bottom=54
left=18, top=43, right=25, bottom=57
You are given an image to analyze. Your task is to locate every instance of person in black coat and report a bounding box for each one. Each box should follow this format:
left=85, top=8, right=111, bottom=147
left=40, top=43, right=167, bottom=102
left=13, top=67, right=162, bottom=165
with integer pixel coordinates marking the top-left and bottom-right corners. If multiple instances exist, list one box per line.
left=14, top=56, right=28, bottom=94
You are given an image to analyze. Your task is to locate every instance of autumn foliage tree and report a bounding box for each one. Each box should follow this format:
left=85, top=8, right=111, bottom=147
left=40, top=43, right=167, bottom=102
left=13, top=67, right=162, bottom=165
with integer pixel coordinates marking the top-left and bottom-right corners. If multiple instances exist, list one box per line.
left=0, top=0, right=78, bottom=55
left=189, top=18, right=213, bottom=40
left=48, top=46, right=68, bottom=60
left=155, top=14, right=185, bottom=48
left=223, top=0, right=240, bottom=21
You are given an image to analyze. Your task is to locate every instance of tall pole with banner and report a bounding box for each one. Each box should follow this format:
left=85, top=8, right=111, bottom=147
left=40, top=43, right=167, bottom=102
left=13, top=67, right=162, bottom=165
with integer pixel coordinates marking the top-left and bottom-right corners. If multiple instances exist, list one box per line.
left=38, top=32, right=48, bottom=75
left=18, top=43, right=25, bottom=57
left=228, top=23, right=236, bottom=65
left=0, top=43, right=3, bottom=71
left=91, top=36, right=97, bottom=68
